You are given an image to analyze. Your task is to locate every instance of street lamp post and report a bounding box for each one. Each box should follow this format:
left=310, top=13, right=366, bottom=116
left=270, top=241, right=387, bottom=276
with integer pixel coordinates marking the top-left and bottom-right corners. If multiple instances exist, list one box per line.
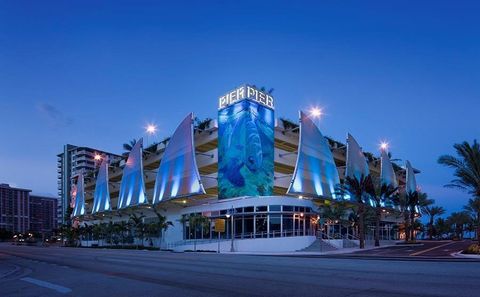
left=309, top=107, right=323, bottom=127
left=225, top=206, right=235, bottom=252
left=145, top=124, right=157, bottom=146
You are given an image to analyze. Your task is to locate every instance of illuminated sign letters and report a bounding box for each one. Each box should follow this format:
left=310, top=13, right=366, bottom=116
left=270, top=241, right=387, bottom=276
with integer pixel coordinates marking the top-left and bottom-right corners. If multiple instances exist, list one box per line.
left=219, top=85, right=274, bottom=110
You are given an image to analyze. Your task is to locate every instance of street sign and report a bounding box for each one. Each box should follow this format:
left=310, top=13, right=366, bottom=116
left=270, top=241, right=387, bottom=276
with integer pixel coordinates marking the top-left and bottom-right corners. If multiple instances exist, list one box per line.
left=214, top=219, right=225, bottom=232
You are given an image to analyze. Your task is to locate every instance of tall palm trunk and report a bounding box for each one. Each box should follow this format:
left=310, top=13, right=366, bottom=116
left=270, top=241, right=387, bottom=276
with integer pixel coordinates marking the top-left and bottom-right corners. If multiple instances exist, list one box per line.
left=410, top=211, right=416, bottom=242
left=358, top=204, right=365, bottom=249
left=404, top=212, right=410, bottom=242
left=429, top=217, right=434, bottom=240
left=477, top=213, right=480, bottom=245
left=375, top=208, right=381, bottom=247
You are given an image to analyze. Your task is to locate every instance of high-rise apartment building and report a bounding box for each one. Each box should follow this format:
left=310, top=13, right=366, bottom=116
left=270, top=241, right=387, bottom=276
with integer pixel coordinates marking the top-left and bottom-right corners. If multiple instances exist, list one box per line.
left=57, top=145, right=121, bottom=225
left=0, top=184, right=31, bottom=233
left=30, top=195, right=58, bottom=236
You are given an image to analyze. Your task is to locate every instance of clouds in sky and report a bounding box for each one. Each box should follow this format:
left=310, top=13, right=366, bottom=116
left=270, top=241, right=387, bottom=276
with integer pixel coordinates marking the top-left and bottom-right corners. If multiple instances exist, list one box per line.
left=37, top=103, right=74, bottom=128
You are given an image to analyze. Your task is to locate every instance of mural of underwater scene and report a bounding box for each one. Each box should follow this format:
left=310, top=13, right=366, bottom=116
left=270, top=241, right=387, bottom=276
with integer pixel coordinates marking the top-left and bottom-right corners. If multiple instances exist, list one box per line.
left=218, top=99, right=274, bottom=199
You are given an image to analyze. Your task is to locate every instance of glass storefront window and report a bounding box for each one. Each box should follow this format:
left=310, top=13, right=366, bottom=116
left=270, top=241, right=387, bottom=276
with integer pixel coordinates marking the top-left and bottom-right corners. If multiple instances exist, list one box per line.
left=244, top=215, right=254, bottom=238
left=283, top=214, right=293, bottom=237
left=269, top=205, right=281, bottom=211
left=234, top=217, right=243, bottom=238
left=270, top=214, right=281, bottom=237
left=256, top=206, right=267, bottom=212
left=244, top=206, right=254, bottom=213
left=183, top=205, right=318, bottom=240
left=306, top=216, right=311, bottom=236
left=255, top=214, right=267, bottom=238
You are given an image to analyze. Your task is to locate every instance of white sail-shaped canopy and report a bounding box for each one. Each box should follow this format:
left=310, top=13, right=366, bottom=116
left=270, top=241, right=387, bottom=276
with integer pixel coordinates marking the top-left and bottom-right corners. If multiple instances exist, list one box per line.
left=287, top=111, right=340, bottom=198
left=117, top=138, right=149, bottom=209
left=380, top=149, right=398, bottom=188
left=152, top=113, right=205, bottom=203
left=92, top=157, right=111, bottom=214
left=72, top=173, right=86, bottom=217
left=405, top=160, right=417, bottom=194
left=345, top=133, right=370, bottom=181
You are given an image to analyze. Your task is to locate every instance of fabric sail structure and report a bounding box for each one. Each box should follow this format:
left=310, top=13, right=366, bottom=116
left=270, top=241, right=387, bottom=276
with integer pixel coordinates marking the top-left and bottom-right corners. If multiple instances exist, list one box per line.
left=117, top=138, right=149, bottom=209
left=380, top=149, right=398, bottom=188
left=72, top=173, right=86, bottom=217
left=92, top=157, right=111, bottom=214
left=344, top=134, right=370, bottom=203
left=405, top=160, right=419, bottom=213
left=345, top=133, right=370, bottom=181
left=287, top=111, right=340, bottom=198
left=152, top=113, right=205, bottom=203
left=380, top=149, right=398, bottom=208
left=405, top=160, right=417, bottom=194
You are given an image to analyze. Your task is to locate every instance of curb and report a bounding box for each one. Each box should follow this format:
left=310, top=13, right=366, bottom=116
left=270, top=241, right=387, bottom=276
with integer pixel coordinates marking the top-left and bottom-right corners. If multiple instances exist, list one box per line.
left=451, top=251, right=480, bottom=259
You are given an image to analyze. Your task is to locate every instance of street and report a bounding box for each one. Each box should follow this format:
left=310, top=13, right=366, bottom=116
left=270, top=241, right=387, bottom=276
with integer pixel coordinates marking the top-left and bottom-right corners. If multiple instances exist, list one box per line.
left=0, top=243, right=479, bottom=297
left=349, top=240, right=475, bottom=258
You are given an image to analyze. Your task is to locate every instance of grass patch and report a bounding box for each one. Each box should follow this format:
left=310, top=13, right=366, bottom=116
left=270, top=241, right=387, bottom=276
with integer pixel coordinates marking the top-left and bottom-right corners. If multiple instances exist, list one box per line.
left=463, top=244, right=480, bottom=255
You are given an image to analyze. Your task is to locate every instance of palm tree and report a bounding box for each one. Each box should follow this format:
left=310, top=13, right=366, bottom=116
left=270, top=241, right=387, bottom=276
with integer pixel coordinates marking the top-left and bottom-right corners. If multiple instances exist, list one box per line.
left=423, top=205, right=446, bottom=240
left=194, top=117, right=213, bottom=131
left=438, top=140, right=480, bottom=243
left=106, top=221, right=116, bottom=246
left=321, top=202, right=348, bottom=238
left=392, top=191, right=411, bottom=242
left=123, top=139, right=137, bottom=154
left=447, top=211, right=471, bottom=239
left=418, top=193, right=435, bottom=214
left=82, top=223, right=93, bottom=247
left=129, top=213, right=146, bottom=248
left=336, top=175, right=374, bottom=248
left=434, top=217, right=450, bottom=239
left=116, top=221, right=129, bottom=247
left=405, top=191, right=433, bottom=242
left=77, top=225, right=86, bottom=247
left=463, top=197, right=480, bottom=242
left=152, top=208, right=173, bottom=249
left=186, top=214, right=210, bottom=251
left=92, top=223, right=105, bottom=246
left=368, top=181, right=398, bottom=246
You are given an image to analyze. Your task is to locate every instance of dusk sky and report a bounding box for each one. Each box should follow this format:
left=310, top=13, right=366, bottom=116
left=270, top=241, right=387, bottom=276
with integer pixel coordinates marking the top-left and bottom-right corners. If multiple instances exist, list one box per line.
left=1, top=1, right=479, bottom=215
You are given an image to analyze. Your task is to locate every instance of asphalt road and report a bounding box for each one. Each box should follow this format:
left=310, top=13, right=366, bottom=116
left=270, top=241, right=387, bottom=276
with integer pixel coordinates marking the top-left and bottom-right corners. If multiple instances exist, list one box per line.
left=1, top=243, right=479, bottom=297
left=348, top=240, right=475, bottom=259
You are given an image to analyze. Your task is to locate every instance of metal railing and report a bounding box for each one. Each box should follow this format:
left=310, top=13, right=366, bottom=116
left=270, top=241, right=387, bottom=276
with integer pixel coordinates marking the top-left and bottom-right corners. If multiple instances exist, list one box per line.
left=316, top=231, right=359, bottom=249
left=171, top=228, right=316, bottom=249
left=165, top=238, right=231, bottom=250
left=234, top=228, right=315, bottom=239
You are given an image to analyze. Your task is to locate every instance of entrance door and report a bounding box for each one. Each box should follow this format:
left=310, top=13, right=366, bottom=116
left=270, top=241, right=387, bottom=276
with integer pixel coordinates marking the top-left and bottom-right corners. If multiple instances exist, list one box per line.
left=293, top=215, right=305, bottom=236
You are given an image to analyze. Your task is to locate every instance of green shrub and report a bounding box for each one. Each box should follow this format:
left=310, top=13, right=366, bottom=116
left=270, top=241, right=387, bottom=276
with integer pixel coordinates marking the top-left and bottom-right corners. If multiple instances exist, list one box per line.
left=463, top=244, right=480, bottom=255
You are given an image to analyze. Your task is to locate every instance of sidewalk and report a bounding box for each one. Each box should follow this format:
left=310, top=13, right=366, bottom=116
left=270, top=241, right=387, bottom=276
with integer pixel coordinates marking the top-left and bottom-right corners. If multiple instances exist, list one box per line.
left=224, top=243, right=398, bottom=256
left=451, top=251, right=480, bottom=259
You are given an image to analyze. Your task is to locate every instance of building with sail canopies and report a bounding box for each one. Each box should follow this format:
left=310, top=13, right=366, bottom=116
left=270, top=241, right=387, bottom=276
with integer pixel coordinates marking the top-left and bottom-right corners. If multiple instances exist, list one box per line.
left=73, top=84, right=420, bottom=252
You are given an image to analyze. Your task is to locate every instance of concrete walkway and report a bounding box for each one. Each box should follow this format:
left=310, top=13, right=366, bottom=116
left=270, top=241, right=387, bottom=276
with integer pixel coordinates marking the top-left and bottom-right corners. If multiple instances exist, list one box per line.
left=223, top=243, right=398, bottom=256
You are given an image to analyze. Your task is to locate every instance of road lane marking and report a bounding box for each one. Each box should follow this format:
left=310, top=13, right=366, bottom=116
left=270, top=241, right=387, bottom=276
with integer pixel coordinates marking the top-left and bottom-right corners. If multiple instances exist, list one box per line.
left=410, top=242, right=458, bottom=256
left=20, top=277, right=72, bottom=294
